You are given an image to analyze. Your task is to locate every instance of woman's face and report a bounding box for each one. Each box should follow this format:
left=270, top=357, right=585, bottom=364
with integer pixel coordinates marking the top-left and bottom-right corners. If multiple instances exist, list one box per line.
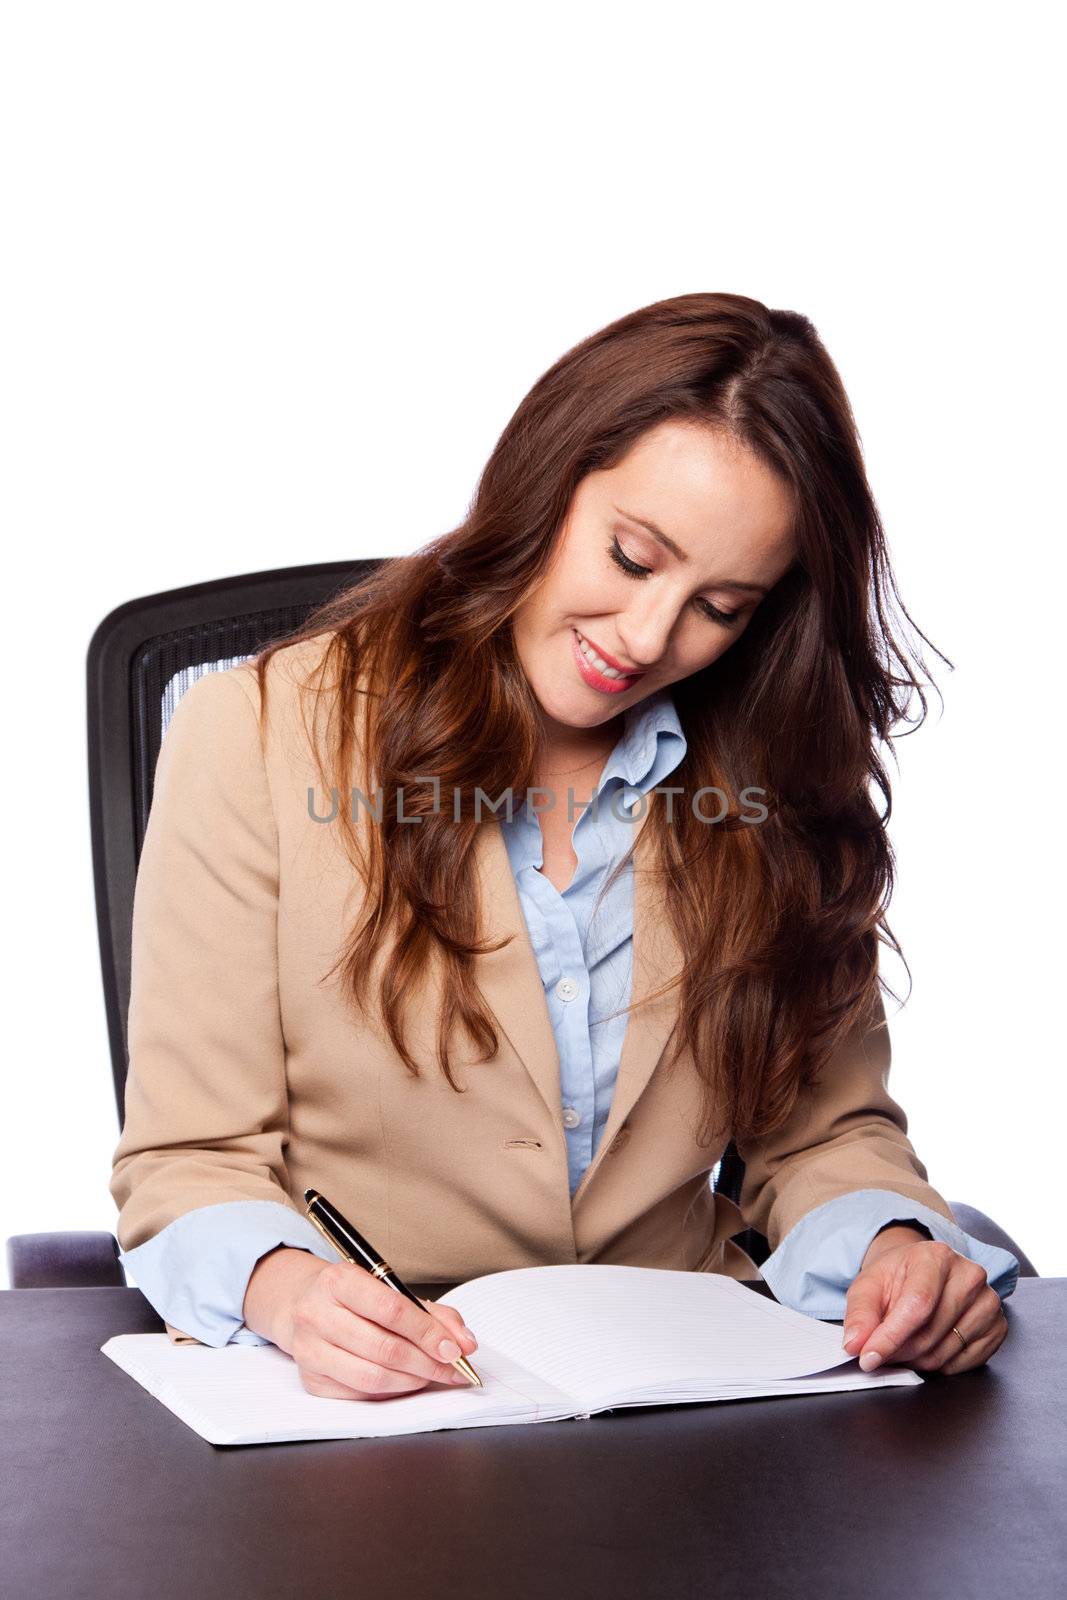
left=511, top=419, right=798, bottom=743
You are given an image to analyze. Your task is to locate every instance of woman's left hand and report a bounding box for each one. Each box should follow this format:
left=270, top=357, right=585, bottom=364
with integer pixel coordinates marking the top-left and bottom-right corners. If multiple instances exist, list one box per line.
left=841, top=1225, right=1009, bottom=1376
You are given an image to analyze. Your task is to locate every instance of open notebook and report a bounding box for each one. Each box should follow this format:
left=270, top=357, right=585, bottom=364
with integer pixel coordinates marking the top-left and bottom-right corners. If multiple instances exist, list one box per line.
left=101, top=1263, right=920, bottom=1446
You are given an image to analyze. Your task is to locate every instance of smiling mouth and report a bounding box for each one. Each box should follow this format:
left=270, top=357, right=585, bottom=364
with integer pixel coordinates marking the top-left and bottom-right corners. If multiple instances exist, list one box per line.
left=572, top=627, right=646, bottom=697
left=575, top=630, right=643, bottom=681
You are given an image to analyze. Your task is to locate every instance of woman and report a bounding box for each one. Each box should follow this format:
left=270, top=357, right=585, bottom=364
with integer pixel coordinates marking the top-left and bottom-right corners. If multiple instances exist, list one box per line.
left=111, top=292, right=1017, bottom=1401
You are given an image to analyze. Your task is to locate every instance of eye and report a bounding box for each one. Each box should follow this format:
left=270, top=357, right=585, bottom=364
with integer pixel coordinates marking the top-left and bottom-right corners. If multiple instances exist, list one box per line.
left=606, top=536, right=743, bottom=629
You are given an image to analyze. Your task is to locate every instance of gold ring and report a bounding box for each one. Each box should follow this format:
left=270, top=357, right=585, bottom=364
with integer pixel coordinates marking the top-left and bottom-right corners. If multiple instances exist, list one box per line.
left=951, top=1325, right=968, bottom=1350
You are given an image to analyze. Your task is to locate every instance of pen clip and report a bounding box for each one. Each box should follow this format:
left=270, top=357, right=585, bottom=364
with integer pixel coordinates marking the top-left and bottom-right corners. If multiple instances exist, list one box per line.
left=305, top=1203, right=353, bottom=1263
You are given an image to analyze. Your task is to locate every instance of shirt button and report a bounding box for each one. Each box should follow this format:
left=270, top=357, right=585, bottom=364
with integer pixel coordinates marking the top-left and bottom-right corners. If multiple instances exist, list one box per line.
left=554, top=976, right=580, bottom=1002
left=561, top=1106, right=581, bottom=1129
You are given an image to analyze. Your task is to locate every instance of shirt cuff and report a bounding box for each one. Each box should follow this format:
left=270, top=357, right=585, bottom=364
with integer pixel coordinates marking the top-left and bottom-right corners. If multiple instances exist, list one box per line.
left=117, top=1199, right=338, bottom=1348
left=758, top=1187, right=1021, bottom=1320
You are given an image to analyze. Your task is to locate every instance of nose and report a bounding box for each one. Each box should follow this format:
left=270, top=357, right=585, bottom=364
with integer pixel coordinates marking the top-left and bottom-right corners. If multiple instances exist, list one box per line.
left=614, top=599, right=680, bottom=670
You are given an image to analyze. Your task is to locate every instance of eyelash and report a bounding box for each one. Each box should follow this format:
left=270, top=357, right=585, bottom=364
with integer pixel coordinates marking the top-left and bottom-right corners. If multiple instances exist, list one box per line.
left=606, top=537, right=743, bottom=628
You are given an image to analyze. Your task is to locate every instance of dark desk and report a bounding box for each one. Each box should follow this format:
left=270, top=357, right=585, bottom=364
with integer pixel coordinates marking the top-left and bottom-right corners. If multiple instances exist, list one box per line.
left=3, top=1280, right=1065, bottom=1600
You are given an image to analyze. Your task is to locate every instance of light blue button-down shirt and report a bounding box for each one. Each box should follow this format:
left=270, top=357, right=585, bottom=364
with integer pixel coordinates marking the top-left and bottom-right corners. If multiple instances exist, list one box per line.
left=498, top=685, right=688, bottom=1196
left=118, top=687, right=1019, bottom=1345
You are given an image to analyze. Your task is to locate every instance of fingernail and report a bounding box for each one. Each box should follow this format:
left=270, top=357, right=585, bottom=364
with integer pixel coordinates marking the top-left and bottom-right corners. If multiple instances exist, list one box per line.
left=859, top=1350, right=883, bottom=1372
left=438, top=1338, right=461, bottom=1361
left=842, top=1325, right=861, bottom=1349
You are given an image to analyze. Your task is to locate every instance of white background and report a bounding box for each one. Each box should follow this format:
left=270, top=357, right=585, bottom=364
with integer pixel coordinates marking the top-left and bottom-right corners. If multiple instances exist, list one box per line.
left=2, top=2, right=1063, bottom=1283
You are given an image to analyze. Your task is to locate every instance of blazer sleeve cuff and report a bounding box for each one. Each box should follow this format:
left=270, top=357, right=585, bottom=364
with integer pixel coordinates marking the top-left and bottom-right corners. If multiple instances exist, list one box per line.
left=758, top=1187, right=1021, bottom=1320
left=117, top=1198, right=338, bottom=1348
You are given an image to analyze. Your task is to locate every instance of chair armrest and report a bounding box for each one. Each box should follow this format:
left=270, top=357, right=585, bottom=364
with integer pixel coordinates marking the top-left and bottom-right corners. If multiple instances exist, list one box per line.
left=950, top=1203, right=1039, bottom=1278
left=5, top=1231, right=128, bottom=1288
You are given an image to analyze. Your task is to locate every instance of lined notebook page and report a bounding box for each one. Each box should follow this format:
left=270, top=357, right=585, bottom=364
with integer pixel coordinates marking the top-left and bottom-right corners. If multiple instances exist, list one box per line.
left=102, top=1264, right=920, bottom=1445
left=100, top=1333, right=576, bottom=1446
left=440, top=1265, right=903, bottom=1408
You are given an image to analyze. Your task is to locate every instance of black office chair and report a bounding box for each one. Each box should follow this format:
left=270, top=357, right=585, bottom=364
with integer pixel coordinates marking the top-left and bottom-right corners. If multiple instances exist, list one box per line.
left=5, top=561, right=1039, bottom=1287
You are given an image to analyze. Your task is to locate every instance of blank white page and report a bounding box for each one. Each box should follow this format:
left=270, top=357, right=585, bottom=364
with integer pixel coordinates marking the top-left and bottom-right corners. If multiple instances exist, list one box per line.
left=440, top=1265, right=881, bottom=1407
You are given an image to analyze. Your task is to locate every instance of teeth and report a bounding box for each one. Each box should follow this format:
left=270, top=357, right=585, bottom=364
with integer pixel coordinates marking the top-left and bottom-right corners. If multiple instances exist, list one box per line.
left=576, top=632, right=625, bottom=679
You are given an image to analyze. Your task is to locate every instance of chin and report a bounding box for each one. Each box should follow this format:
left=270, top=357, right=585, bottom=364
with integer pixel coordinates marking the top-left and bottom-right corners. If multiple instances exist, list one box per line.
left=542, top=696, right=595, bottom=729
left=532, top=681, right=597, bottom=728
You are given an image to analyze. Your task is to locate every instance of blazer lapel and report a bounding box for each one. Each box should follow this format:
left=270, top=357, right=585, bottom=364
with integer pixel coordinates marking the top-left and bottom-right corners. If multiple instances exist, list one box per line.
left=472, top=801, right=687, bottom=1190
left=471, top=814, right=567, bottom=1128
left=572, top=806, right=686, bottom=1202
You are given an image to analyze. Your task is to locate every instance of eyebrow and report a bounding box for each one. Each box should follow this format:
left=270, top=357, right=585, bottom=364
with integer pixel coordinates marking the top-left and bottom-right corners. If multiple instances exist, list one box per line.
left=613, top=503, right=771, bottom=597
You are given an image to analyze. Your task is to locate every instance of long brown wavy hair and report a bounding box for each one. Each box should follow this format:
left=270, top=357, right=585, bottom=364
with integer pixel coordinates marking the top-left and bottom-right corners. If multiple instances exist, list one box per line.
left=251, top=291, right=950, bottom=1149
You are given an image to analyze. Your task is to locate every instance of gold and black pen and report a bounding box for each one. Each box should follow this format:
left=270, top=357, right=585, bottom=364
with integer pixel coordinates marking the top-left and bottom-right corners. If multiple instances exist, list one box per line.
left=303, top=1188, right=483, bottom=1388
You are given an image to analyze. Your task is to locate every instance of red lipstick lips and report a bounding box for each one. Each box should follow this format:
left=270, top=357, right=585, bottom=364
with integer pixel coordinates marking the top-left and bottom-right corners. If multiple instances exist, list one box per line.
left=572, top=629, right=644, bottom=695
left=576, top=630, right=644, bottom=676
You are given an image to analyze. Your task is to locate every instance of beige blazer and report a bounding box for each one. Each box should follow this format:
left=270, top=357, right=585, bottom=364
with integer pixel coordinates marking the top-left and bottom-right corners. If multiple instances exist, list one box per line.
left=110, top=633, right=958, bottom=1344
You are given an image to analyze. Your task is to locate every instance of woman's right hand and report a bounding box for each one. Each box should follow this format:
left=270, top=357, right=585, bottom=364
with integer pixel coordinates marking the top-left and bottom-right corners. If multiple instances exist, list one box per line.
left=249, top=1248, right=480, bottom=1400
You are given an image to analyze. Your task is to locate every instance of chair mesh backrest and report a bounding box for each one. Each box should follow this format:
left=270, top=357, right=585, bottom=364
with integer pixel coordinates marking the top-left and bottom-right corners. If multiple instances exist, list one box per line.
left=161, top=654, right=253, bottom=733
left=132, top=608, right=313, bottom=853
left=89, top=561, right=378, bottom=1120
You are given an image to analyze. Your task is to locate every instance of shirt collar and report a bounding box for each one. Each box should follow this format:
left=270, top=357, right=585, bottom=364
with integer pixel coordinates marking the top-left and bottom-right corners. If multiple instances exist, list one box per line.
left=500, top=687, right=687, bottom=868
left=596, top=685, right=686, bottom=797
